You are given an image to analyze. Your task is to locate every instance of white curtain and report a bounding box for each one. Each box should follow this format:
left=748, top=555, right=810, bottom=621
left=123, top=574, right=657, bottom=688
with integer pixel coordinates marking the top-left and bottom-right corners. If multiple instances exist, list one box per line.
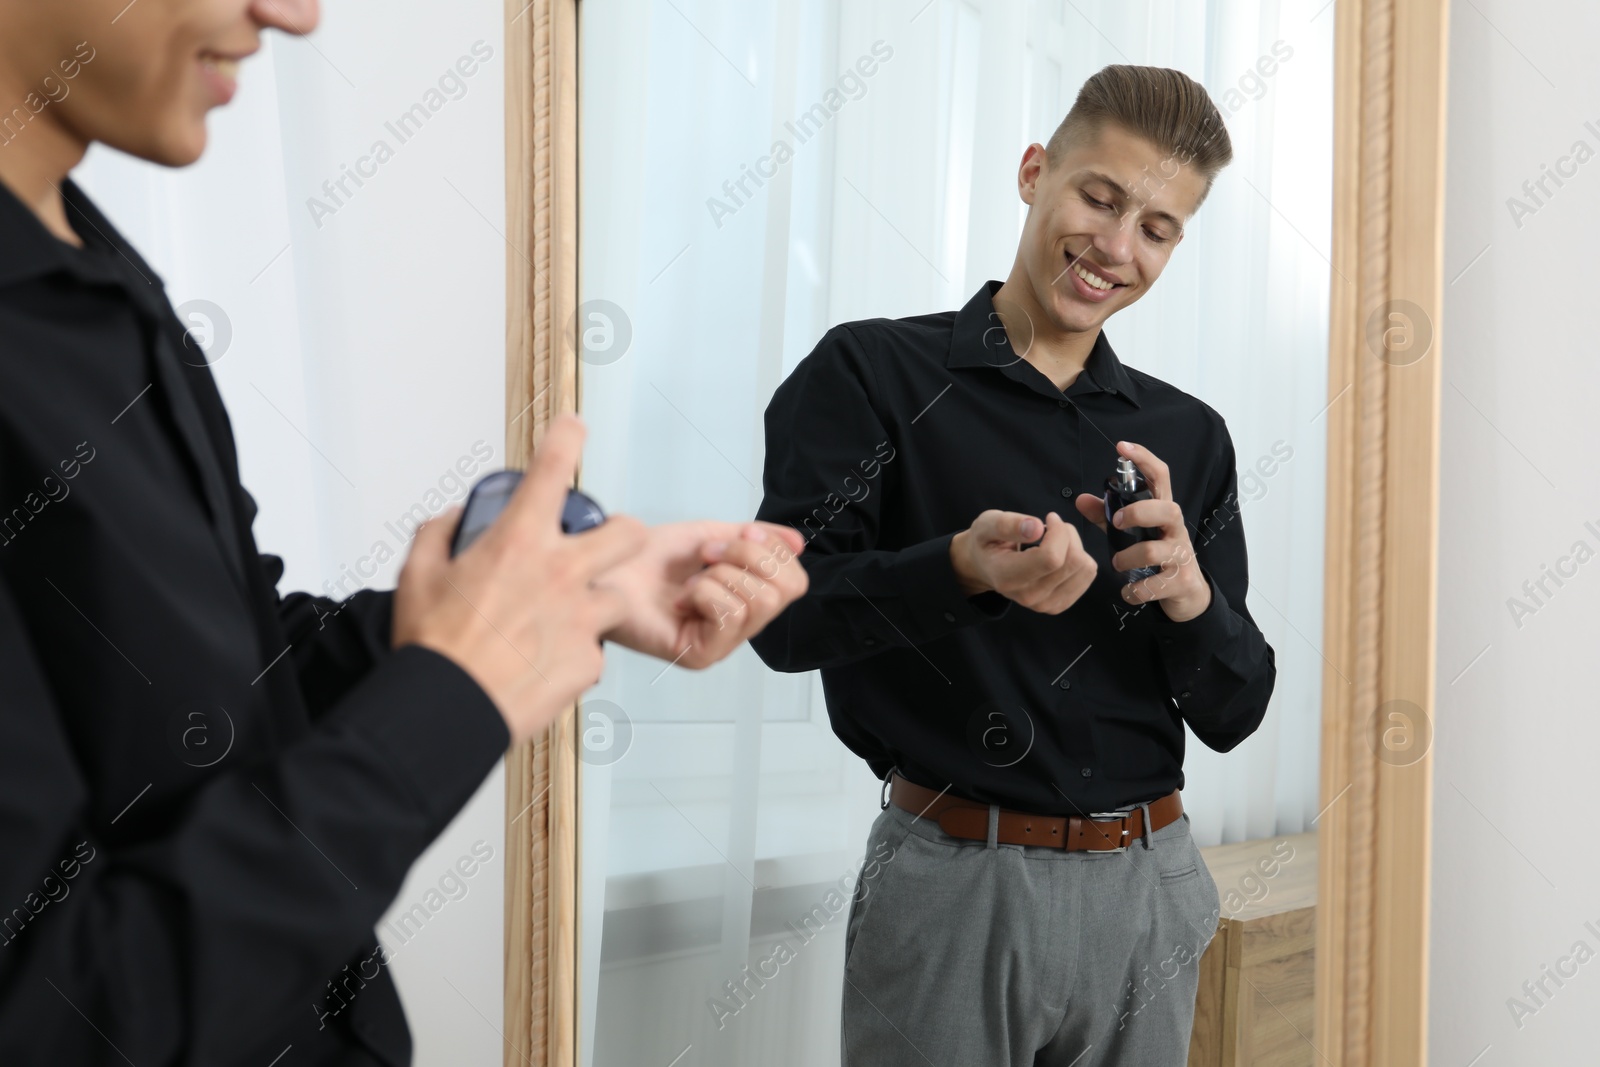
left=70, top=4, right=510, bottom=1064
left=578, top=1, right=1332, bottom=1064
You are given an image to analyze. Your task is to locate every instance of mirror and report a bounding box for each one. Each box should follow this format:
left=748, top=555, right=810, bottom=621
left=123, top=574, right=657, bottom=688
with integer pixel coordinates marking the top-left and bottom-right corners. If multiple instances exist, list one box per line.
left=573, top=2, right=1334, bottom=1063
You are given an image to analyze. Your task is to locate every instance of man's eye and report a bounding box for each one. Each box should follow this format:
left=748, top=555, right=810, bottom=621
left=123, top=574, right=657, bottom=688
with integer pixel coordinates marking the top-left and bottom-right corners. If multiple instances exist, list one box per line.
left=1144, top=229, right=1171, bottom=244
left=1085, top=195, right=1113, bottom=210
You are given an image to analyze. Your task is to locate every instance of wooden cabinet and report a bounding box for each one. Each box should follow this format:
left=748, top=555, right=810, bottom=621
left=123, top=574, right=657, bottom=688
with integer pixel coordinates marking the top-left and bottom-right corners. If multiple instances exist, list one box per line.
left=1188, top=832, right=1317, bottom=1067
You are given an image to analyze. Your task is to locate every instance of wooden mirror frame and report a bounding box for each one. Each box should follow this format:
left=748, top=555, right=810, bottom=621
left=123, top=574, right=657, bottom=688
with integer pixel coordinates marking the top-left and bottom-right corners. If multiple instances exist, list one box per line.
left=1316, top=0, right=1449, bottom=1062
left=501, top=0, right=578, bottom=1062
left=500, top=1, right=1451, bottom=1063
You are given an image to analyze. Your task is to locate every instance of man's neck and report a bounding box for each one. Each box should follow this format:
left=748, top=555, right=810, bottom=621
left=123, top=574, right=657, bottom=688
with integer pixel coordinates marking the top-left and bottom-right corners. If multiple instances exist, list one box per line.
left=0, top=80, right=89, bottom=247
left=992, top=268, right=1099, bottom=392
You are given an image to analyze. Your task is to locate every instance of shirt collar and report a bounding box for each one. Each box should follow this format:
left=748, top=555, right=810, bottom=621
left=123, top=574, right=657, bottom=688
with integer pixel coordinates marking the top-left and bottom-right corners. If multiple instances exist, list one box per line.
left=0, top=174, right=167, bottom=307
left=948, top=280, right=1141, bottom=408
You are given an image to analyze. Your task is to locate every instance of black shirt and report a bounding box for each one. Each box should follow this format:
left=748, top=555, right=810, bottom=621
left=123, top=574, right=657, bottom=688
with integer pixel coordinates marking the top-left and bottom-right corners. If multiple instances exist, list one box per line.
left=750, top=281, right=1276, bottom=814
left=0, top=178, right=509, bottom=1065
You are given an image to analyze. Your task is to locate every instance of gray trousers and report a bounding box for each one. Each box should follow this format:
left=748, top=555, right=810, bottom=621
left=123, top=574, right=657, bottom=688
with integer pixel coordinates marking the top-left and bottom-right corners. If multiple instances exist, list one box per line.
left=841, top=799, right=1220, bottom=1066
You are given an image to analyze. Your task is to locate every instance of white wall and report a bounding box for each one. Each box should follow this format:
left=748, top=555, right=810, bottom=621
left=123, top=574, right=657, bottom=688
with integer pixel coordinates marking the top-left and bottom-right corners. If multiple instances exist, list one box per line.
left=1429, top=4, right=1600, bottom=1064
left=73, top=3, right=510, bottom=1063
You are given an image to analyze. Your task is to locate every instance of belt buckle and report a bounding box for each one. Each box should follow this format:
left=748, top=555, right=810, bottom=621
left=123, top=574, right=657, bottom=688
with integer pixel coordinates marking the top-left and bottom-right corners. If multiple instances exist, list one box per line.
left=1084, top=810, right=1132, bottom=854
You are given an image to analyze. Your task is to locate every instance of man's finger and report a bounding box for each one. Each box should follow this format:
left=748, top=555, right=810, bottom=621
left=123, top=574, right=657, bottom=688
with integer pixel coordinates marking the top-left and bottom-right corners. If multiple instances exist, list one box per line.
left=713, top=537, right=804, bottom=588
left=1036, top=511, right=1080, bottom=560
left=1014, top=522, right=1089, bottom=604
left=746, top=521, right=807, bottom=555
left=1074, top=493, right=1107, bottom=533
left=977, top=510, right=1044, bottom=545
left=1015, top=555, right=1078, bottom=608
left=569, top=513, right=650, bottom=581
left=407, top=506, right=462, bottom=573
left=685, top=565, right=753, bottom=629
left=1111, top=536, right=1184, bottom=576
left=1120, top=555, right=1186, bottom=605
left=1116, top=440, right=1171, bottom=501
left=989, top=513, right=1068, bottom=586
left=1036, top=549, right=1099, bottom=613
left=1110, top=498, right=1182, bottom=536
left=506, top=413, right=587, bottom=532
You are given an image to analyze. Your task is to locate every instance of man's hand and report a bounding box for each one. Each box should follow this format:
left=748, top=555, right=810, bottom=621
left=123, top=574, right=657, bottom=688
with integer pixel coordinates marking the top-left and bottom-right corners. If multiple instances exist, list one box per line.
left=392, top=415, right=648, bottom=746
left=949, top=509, right=1097, bottom=614
left=1072, top=440, right=1212, bottom=622
left=595, top=520, right=809, bottom=668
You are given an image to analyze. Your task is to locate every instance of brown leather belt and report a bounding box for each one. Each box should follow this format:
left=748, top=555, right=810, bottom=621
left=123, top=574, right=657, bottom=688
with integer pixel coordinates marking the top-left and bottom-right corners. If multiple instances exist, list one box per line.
left=888, top=774, right=1183, bottom=852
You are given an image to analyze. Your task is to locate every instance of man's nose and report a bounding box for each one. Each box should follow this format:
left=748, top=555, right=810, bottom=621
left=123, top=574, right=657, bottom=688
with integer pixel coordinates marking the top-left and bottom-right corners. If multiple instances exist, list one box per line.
left=1092, top=215, right=1134, bottom=265
left=250, top=0, right=321, bottom=35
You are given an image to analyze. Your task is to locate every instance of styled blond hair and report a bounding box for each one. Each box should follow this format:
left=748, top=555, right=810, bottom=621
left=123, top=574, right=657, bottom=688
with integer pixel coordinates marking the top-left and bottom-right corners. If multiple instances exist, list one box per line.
left=1047, top=64, right=1233, bottom=205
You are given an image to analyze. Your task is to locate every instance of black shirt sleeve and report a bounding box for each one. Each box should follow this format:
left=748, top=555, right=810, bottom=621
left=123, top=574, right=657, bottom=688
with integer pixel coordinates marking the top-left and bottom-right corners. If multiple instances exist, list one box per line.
left=749, top=327, right=1009, bottom=673
left=273, top=564, right=397, bottom=720
left=1148, top=419, right=1277, bottom=751
left=0, top=568, right=510, bottom=1065
left=236, top=487, right=399, bottom=721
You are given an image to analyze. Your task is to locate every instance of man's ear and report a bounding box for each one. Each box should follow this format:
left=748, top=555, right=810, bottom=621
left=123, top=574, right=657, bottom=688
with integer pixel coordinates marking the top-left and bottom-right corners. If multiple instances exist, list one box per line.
left=1017, top=143, right=1046, bottom=207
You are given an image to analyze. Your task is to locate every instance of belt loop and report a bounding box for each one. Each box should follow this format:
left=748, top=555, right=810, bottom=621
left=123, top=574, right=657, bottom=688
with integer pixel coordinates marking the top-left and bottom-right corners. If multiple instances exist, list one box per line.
left=881, top=767, right=899, bottom=811
left=1139, top=801, right=1154, bottom=851
left=986, top=805, right=1000, bottom=850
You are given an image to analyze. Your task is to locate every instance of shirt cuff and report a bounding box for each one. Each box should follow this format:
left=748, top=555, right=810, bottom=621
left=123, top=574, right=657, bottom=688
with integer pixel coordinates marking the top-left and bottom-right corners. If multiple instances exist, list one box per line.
left=1150, top=569, right=1240, bottom=694
left=890, top=532, right=1011, bottom=643
left=334, top=644, right=511, bottom=832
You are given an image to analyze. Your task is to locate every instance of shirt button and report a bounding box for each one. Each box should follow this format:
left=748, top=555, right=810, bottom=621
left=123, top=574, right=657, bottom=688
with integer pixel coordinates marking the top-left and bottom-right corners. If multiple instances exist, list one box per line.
left=1060, top=486, right=1073, bottom=498
left=1080, top=768, right=1092, bottom=778
left=1058, top=678, right=1071, bottom=690
left=1180, top=690, right=1192, bottom=699
left=864, top=638, right=878, bottom=646
left=1057, top=399, right=1070, bottom=409
left=943, top=611, right=956, bottom=623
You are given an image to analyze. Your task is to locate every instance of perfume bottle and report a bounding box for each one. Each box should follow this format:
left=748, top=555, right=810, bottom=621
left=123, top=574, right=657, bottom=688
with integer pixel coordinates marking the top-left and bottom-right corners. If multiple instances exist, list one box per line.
left=1103, top=457, right=1161, bottom=583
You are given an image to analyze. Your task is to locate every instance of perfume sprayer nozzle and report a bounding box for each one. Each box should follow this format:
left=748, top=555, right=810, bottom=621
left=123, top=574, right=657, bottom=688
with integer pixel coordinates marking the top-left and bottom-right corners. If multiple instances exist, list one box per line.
left=1115, top=457, right=1139, bottom=492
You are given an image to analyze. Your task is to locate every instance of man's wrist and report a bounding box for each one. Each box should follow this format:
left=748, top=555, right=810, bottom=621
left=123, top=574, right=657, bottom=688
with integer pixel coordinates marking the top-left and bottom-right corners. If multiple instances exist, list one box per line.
left=949, top=530, right=990, bottom=597
left=1158, top=574, right=1214, bottom=623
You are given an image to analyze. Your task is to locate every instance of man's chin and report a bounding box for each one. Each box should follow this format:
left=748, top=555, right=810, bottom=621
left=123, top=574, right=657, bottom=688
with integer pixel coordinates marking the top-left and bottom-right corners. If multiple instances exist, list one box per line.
left=162, top=126, right=210, bottom=168
left=1043, top=289, right=1116, bottom=335
left=116, top=121, right=210, bottom=169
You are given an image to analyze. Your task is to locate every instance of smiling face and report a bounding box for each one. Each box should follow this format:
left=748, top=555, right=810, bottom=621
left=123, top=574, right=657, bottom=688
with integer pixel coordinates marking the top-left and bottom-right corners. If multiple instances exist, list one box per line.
left=1013, top=121, right=1211, bottom=337
left=0, top=0, right=319, bottom=167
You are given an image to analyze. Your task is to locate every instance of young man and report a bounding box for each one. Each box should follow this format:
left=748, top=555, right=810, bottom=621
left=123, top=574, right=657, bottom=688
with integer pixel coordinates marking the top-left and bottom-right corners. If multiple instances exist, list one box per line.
left=0, top=2, right=807, bottom=1064
left=750, top=65, right=1276, bottom=1065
